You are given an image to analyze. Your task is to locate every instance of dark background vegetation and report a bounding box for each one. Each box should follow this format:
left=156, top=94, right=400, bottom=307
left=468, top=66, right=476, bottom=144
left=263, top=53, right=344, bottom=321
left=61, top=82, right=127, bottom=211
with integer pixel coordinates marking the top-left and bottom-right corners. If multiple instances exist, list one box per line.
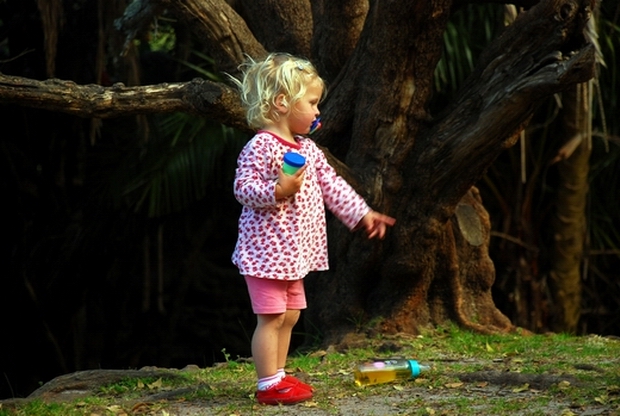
left=1, top=0, right=618, bottom=400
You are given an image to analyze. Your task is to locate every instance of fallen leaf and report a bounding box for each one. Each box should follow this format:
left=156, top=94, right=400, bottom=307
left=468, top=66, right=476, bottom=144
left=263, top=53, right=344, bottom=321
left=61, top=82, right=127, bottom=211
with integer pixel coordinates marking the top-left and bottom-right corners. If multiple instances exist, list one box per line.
left=393, top=385, right=404, bottom=391
left=557, top=380, right=571, bottom=390
left=105, top=405, right=127, bottom=415
left=301, top=401, right=318, bottom=408
left=486, top=342, right=494, bottom=352
left=594, top=395, right=608, bottom=404
left=131, top=403, right=149, bottom=412
left=309, top=350, right=328, bottom=358
left=476, top=382, right=489, bottom=388
left=445, top=382, right=464, bottom=389
left=606, top=385, right=620, bottom=393
left=148, top=378, right=163, bottom=389
left=512, top=383, right=529, bottom=393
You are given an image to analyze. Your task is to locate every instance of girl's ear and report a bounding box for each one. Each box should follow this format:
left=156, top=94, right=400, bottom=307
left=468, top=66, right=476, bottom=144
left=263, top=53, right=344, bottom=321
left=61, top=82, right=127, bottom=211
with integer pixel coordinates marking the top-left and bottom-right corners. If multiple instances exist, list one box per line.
left=274, top=93, right=289, bottom=113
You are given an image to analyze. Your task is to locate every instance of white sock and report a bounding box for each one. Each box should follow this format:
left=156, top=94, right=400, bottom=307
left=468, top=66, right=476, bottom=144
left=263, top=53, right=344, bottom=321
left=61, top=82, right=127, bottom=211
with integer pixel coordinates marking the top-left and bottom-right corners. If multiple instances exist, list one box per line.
left=257, top=373, right=283, bottom=391
left=277, top=368, right=286, bottom=378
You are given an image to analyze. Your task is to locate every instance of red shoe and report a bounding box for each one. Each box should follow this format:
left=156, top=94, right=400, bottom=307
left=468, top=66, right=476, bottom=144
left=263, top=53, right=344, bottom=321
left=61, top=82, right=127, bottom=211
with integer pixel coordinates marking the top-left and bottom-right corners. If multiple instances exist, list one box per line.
left=283, top=375, right=314, bottom=392
left=255, top=378, right=313, bottom=405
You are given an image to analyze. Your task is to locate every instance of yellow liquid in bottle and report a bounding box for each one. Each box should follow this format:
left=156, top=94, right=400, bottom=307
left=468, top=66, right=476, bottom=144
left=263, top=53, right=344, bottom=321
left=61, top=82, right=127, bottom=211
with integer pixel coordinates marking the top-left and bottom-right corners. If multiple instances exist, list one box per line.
left=354, top=368, right=412, bottom=386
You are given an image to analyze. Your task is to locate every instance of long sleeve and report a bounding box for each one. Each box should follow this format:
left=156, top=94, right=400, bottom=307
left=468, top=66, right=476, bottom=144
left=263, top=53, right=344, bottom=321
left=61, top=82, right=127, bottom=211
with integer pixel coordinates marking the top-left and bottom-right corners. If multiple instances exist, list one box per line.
left=313, top=144, right=370, bottom=230
left=233, top=138, right=278, bottom=209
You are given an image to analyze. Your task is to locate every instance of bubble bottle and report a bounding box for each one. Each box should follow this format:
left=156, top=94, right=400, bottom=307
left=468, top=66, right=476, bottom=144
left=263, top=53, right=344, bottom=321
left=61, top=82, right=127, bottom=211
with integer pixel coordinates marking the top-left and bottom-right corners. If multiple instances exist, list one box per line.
left=282, top=152, right=306, bottom=175
left=354, top=359, right=430, bottom=387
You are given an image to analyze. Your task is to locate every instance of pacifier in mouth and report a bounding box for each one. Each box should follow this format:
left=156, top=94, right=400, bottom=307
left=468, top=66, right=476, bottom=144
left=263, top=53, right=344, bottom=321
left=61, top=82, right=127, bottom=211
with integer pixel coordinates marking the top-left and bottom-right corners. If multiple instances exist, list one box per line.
left=309, top=118, right=322, bottom=134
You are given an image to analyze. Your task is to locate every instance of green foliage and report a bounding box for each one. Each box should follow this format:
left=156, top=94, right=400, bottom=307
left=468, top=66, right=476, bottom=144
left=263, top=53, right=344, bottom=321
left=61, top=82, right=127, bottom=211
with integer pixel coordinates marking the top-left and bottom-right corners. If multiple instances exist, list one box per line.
left=132, top=17, right=176, bottom=53
left=97, top=376, right=173, bottom=396
left=598, top=6, right=620, bottom=122
left=112, top=114, right=247, bottom=218
left=149, top=22, right=176, bottom=53
left=175, top=50, right=224, bottom=82
left=434, top=4, right=504, bottom=95
left=0, top=401, right=76, bottom=416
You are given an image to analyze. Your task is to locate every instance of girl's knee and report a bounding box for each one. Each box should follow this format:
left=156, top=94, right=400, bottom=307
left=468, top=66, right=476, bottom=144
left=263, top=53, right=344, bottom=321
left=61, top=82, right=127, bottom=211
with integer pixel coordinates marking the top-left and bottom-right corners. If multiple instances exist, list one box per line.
left=257, top=313, right=287, bottom=329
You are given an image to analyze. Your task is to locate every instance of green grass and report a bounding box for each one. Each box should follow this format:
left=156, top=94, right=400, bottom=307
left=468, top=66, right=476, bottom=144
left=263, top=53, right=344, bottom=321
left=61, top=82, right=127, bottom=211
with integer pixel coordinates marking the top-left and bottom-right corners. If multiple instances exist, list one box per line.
left=1, top=324, right=619, bottom=415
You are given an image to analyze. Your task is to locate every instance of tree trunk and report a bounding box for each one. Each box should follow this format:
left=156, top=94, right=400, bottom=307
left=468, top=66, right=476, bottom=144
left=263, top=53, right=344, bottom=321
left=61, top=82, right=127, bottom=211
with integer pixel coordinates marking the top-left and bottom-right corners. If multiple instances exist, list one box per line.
left=305, top=0, right=595, bottom=344
left=548, top=81, right=592, bottom=333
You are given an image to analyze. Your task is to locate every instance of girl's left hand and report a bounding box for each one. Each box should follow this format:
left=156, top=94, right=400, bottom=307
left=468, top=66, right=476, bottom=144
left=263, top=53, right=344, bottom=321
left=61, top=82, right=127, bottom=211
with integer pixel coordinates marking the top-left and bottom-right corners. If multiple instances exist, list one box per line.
left=275, top=166, right=306, bottom=199
left=359, top=211, right=396, bottom=239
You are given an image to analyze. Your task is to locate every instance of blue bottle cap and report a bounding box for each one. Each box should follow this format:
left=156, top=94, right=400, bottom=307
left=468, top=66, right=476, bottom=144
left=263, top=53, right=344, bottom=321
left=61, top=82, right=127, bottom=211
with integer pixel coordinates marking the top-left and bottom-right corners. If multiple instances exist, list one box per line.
left=283, top=152, right=306, bottom=168
left=408, top=360, right=421, bottom=377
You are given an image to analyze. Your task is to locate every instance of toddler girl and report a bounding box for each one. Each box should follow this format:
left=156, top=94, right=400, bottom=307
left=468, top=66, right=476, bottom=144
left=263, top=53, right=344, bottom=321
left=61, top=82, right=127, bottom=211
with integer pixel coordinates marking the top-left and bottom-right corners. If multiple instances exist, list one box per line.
left=231, top=53, right=395, bottom=405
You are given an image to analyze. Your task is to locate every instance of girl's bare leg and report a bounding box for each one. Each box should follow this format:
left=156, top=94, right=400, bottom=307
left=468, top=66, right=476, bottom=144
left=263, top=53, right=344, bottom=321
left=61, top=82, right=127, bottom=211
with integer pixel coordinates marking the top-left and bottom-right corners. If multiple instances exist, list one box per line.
left=252, top=313, right=286, bottom=378
left=277, top=309, right=300, bottom=369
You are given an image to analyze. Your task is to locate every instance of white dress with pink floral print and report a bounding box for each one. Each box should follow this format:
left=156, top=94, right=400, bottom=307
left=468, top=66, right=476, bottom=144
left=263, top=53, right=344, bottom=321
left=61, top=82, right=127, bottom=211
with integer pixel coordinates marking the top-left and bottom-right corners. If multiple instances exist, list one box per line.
left=232, top=131, right=370, bottom=280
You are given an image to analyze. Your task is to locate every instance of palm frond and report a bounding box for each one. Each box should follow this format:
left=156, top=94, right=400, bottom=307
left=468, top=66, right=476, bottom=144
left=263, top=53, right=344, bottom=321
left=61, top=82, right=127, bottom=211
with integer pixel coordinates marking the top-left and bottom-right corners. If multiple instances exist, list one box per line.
left=173, top=50, right=224, bottom=82
left=434, top=4, right=503, bottom=95
left=117, top=113, right=248, bottom=218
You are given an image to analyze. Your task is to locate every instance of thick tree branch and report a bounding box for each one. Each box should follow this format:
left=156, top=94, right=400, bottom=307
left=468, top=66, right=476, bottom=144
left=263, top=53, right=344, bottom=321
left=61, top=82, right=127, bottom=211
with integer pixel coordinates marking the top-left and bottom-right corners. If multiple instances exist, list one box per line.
left=310, top=0, right=369, bottom=82
left=420, top=0, right=595, bottom=208
left=162, top=0, right=267, bottom=75
left=237, top=0, right=313, bottom=58
left=0, top=73, right=248, bottom=131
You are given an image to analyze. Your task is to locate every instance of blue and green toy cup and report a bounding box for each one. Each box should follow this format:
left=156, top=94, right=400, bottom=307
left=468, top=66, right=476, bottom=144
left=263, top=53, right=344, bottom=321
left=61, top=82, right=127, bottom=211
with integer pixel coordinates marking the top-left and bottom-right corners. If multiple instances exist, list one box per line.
left=282, top=152, right=306, bottom=175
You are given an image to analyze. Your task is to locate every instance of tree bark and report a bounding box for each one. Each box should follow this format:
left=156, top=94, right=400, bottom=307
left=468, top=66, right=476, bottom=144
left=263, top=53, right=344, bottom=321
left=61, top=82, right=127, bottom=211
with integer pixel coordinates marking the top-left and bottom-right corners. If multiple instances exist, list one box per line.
left=236, top=0, right=313, bottom=58
left=0, top=74, right=248, bottom=131
left=309, top=0, right=369, bottom=82
left=548, top=81, right=592, bottom=333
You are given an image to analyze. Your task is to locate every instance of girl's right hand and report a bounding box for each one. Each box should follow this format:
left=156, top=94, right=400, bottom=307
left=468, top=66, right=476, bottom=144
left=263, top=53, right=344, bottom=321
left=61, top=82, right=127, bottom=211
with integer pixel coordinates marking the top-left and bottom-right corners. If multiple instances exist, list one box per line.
left=275, top=166, right=306, bottom=199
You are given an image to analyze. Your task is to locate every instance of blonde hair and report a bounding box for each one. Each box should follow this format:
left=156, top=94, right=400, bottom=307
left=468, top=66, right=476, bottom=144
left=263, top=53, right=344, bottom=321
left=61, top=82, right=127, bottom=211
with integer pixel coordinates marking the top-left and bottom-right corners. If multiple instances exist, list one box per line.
left=232, top=53, right=325, bottom=129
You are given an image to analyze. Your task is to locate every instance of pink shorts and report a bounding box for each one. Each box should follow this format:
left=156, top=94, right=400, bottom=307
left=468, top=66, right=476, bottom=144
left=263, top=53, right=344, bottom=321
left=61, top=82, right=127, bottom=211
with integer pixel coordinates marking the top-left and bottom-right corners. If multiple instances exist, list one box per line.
left=244, top=276, right=307, bottom=314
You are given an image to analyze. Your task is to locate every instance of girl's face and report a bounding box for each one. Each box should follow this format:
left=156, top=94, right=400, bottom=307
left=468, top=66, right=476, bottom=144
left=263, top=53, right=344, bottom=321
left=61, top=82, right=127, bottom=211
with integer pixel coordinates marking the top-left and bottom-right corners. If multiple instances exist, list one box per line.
left=288, top=79, right=322, bottom=135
